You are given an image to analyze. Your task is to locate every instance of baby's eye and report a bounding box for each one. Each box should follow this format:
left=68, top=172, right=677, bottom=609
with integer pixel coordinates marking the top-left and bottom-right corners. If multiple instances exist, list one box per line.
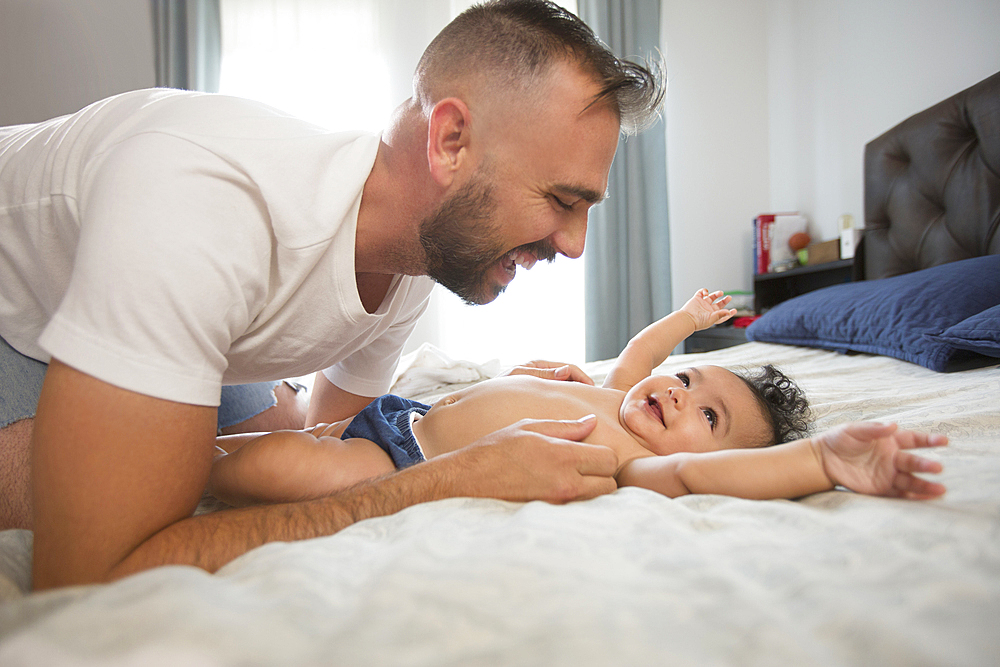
left=702, top=407, right=718, bottom=430
left=677, top=372, right=690, bottom=387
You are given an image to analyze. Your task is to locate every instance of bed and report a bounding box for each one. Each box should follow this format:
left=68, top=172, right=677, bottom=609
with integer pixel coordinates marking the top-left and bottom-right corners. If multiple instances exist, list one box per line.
left=1, top=74, right=998, bottom=666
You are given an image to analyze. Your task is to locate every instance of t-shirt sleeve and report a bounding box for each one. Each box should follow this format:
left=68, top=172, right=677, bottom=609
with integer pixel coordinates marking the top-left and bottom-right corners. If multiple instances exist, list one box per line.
left=38, top=132, right=272, bottom=406
left=322, top=280, right=433, bottom=397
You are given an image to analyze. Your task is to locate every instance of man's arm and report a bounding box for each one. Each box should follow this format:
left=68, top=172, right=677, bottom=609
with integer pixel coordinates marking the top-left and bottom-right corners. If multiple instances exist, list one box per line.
left=616, top=422, right=947, bottom=500
left=305, top=372, right=376, bottom=426
left=32, top=362, right=618, bottom=589
left=603, top=289, right=735, bottom=391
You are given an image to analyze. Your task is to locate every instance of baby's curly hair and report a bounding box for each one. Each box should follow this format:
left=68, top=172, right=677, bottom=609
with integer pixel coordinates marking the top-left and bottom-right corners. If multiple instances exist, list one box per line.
left=735, top=364, right=811, bottom=446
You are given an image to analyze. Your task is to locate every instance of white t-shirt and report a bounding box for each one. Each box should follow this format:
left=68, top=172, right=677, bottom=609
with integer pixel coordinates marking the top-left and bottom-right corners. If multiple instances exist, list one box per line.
left=0, top=89, right=434, bottom=406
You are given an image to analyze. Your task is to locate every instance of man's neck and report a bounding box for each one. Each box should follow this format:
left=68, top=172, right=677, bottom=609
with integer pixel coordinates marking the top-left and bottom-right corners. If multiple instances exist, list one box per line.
left=354, top=103, right=437, bottom=277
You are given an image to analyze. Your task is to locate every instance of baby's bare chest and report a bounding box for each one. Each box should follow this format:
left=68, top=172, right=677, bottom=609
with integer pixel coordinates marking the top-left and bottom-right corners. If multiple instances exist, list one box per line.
left=412, top=376, right=648, bottom=462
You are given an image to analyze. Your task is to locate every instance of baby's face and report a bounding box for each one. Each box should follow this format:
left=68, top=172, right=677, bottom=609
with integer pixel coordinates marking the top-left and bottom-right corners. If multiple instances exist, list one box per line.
left=619, top=365, right=769, bottom=455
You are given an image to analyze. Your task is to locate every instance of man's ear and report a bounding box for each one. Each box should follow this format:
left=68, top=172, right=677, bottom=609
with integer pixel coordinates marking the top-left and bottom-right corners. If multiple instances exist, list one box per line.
left=426, top=98, right=472, bottom=188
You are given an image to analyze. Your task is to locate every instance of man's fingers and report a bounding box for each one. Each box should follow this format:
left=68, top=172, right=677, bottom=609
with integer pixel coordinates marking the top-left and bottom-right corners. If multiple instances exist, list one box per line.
left=504, top=361, right=596, bottom=385
left=571, top=442, right=619, bottom=477
left=572, top=476, right=620, bottom=501
left=527, top=417, right=619, bottom=477
left=510, top=416, right=619, bottom=481
left=517, top=414, right=599, bottom=440
left=552, top=364, right=596, bottom=385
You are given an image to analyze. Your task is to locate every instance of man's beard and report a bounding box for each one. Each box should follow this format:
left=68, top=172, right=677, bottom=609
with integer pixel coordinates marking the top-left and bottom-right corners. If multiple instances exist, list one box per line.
left=419, top=170, right=556, bottom=305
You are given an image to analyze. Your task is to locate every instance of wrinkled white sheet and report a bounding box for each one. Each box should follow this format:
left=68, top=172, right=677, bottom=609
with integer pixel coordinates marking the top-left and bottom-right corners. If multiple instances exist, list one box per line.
left=1, top=343, right=998, bottom=666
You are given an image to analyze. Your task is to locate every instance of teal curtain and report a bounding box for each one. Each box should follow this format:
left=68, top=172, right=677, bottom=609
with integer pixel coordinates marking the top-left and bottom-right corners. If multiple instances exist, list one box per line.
left=578, top=0, right=670, bottom=361
left=152, top=0, right=221, bottom=92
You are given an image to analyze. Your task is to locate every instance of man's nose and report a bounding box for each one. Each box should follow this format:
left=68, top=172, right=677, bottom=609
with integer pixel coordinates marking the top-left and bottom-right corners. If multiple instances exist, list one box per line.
left=551, top=213, right=588, bottom=259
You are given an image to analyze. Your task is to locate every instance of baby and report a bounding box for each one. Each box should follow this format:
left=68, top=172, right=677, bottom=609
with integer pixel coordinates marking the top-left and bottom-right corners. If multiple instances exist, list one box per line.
left=210, top=289, right=946, bottom=506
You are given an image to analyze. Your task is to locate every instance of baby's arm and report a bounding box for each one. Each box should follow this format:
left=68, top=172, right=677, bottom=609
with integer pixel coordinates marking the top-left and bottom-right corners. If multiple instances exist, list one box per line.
left=209, top=425, right=395, bottom=507
left=602, top=289, right=736, bottom=391
left=616, top=422, right=946, bottom=500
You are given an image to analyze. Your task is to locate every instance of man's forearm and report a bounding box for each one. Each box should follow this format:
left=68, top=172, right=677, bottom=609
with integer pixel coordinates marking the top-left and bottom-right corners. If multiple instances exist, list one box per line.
left=109, top=462, right=448, bottom=581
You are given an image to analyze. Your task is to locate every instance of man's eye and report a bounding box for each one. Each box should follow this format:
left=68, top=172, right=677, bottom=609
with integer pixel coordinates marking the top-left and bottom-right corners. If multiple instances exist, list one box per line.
left=703, top=408, right=718, bottom=430
left=551, top=195, right=573, bottom=211
left=677, top=372, right=690, bottom=387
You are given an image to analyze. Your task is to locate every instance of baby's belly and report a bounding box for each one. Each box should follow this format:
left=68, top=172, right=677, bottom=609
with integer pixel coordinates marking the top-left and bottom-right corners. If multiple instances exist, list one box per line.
left=411, top=376, right=649, bottom=465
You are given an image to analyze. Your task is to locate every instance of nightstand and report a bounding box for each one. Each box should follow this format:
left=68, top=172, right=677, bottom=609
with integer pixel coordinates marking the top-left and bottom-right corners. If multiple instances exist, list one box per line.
left=684, top=325, right=748, bottom=353
left=754, top=258, right=854, bottom=313
left=683, top=258, right=855, bottom=354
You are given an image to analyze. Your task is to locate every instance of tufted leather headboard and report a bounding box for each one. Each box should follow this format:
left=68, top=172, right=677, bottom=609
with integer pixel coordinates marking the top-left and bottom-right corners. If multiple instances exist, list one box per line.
left=860, top=70, right=1000, bottom=280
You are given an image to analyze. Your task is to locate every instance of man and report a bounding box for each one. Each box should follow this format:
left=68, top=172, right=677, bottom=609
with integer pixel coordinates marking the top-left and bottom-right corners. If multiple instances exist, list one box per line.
left=0, top=0, right=664, bottom=589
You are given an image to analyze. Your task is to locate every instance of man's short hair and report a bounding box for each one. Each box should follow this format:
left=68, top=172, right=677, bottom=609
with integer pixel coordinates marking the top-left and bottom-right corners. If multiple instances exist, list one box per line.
left=415, top=0, right=665, bottom=134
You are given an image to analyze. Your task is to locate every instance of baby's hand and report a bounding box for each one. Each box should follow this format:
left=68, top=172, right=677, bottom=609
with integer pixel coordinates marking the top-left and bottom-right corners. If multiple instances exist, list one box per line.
left=680, top=289, right=737, bottom=331
left=813, top=422, right=947, bottom=499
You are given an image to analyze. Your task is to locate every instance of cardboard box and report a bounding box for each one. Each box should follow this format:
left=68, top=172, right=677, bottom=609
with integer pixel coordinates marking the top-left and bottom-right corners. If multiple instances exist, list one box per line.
left=806, top=239, right=840, bottom=265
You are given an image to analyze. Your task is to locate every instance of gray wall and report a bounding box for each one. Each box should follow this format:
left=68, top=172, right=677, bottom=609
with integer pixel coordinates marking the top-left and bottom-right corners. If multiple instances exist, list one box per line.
left=662, top=0, right=1000, bottom=308
left=0, top=0, right=156, bottom=126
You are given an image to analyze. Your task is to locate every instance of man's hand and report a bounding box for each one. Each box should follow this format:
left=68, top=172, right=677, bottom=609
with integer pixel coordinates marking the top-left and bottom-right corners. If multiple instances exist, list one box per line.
left=419, top=415, right=618, bottom=503
left=679, top=289, right=736, bottom=331
left=501, top=360, right=595, bottom=386
left=813, top=422, right=947, bottom=499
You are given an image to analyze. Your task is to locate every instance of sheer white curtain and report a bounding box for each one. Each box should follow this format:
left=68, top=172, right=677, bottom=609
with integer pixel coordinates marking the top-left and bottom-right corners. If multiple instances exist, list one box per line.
left=219, top=0, right=584, bottom=367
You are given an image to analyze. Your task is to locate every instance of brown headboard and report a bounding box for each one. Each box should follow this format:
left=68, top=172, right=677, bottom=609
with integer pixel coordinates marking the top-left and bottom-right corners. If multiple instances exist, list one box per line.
left=860, top=70, right=1000, bottom=280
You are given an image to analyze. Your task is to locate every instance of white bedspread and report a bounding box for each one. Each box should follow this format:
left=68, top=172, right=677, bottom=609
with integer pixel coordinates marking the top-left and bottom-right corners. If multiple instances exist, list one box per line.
left=1, top=342, right=998, bottom=666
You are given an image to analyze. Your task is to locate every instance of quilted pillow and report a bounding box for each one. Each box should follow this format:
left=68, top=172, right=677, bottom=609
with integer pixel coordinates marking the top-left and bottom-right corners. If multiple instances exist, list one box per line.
left=746, top=255, right=1000, bottom=372
left=924, top=304, right=1000, bottom=359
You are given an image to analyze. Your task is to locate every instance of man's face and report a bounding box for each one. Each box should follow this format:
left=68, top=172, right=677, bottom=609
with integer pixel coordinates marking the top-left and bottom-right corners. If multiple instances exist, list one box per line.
left=421, top=62, right=621, bottom=305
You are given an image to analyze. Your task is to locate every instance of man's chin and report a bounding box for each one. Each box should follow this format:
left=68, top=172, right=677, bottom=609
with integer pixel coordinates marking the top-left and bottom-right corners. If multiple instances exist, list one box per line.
left=432, top=259, right=511, bottom=305
left=455, top=280, right=505, bottom=306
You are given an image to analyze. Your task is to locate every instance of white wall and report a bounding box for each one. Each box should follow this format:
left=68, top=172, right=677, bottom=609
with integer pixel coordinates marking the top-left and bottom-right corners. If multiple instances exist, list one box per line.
left=0, top=0, right=156, bottom=125
left=662, top=0, right=1000, bottom=309
left=661, top=0, right=771, bottom=306
left=768, top=0, right=1000, bottom=242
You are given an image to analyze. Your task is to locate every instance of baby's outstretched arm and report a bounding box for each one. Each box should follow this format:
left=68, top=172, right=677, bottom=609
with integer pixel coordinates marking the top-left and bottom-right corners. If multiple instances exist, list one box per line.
left=603, top=288, right=736, bottom=391
left=616, top=422, right=946, bottom=500
left=209, top=425, right=395, bottom=507
left=812, top=422, right=947, bottom=499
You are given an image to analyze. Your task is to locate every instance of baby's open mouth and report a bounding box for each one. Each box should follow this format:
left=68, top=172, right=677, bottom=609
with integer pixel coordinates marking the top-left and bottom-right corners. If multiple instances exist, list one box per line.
left=647, top=396, right=664, bottom=425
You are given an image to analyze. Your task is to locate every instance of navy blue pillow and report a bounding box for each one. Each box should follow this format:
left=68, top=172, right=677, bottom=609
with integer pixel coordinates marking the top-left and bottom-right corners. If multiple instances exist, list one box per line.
left=747, top=255, right=1000, bottom=372
left=925, top=304, right=1000, bottom=359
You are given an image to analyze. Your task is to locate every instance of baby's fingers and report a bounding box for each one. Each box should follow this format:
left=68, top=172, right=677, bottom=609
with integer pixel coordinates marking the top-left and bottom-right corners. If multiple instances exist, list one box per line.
left=713, top=308, right=737, bottom=323
left=895, top=450, right=944, bottom=475
left=705, top=290, right=729, bottom=305
left=905, top=432, right=949, bottom=450
left=892, top=472, right=947, bottom=499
